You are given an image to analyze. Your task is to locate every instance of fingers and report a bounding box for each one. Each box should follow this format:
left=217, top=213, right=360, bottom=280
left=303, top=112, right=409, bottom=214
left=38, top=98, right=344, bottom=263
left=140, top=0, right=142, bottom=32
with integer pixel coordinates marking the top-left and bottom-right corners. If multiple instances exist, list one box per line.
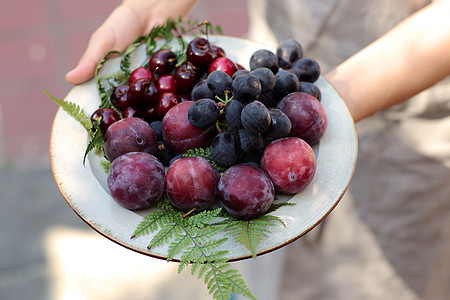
left=65, top=5, right=145, bottom=85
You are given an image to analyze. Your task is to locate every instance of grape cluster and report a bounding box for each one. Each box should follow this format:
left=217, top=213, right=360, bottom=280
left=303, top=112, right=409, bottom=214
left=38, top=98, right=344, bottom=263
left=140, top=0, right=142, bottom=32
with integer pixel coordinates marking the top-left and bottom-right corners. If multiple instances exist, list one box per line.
left=97, top=36, right=327, bottom=220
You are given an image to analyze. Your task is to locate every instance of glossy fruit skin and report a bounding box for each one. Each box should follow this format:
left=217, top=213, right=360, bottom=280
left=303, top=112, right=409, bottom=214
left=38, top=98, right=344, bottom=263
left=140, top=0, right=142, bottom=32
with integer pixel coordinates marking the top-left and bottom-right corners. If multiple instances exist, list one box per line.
left=128, top=78, right=159, bottom=108
left=121, top=106, right=144, bottom=119
left=103, top=117, right=158, bottom=162
left=165, top=156, right=219, bottom=212
left=149, top=49, right=177, bottom=75
left=218, top=164, right=275, bottom=219
left=211, top=45, right=226, bottom=59
left=157, top=74, right=177, bottom=94
left=277, top=92, right=327, bottom=145
left=261, top=137, right=316, bottom=194
left=107, top=152, right=165, bottom=210
left=175, top=62, right=201, bottom=94
left=186, top=37, right=214, bottom=68
left=208, top=57, right=237, bottom=77
left=90, top=108, right=120, bottom=134
left=155, top=92, right=180, bottom=119
left=162, top=101, right=217, bottom=153
left=128, top=67, right=153, bottom=85
left=110, top=85, right=131, bottom=111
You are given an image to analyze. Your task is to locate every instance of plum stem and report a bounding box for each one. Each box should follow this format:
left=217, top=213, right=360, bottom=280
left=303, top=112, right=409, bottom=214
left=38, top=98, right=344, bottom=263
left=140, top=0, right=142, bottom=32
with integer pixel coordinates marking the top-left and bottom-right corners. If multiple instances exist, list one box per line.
left=181, top=207, right=198, bottom=218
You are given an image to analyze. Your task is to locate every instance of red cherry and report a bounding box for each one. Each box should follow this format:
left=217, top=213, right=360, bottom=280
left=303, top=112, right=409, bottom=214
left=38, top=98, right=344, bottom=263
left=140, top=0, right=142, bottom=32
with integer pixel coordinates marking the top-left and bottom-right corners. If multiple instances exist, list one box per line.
left=208, top=57, right=237, bottom=77
left=211, top=45, right=226, bottom=59
left=149, top=49, right=177, bottom=75
left=156, top=92, right=180, bottom=119
left=175, top=62, right=201, bottom=94
left=128, top=67, right=153, bottom=85
left=157, top=74, right=177, bottom=94
left=90, top=108, right=120, bottom=134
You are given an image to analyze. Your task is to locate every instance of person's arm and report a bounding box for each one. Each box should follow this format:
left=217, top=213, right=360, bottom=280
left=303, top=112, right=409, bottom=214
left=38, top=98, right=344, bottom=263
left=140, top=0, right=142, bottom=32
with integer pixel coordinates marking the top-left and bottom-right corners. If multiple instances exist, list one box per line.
left=65, top=0, right=199, bottom=85
left=325, top=0, right=450, bottom=122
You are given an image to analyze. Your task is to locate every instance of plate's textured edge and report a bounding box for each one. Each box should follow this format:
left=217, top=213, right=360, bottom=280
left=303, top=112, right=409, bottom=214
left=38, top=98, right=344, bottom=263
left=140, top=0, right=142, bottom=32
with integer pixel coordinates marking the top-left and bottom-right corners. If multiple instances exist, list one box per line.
left=50, top=36, right=358, bottom=262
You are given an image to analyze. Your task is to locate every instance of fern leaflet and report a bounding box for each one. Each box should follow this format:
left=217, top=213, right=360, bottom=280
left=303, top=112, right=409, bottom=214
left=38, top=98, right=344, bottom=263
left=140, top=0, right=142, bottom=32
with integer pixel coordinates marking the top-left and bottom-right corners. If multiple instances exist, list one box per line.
left=43, top=88, right=92, bottom=132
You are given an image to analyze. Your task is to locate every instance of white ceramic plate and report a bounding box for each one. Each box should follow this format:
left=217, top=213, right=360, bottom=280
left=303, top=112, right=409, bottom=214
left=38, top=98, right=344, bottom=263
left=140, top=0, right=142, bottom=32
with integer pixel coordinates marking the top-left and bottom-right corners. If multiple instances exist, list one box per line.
left=50, top=36, right=357, bottom=261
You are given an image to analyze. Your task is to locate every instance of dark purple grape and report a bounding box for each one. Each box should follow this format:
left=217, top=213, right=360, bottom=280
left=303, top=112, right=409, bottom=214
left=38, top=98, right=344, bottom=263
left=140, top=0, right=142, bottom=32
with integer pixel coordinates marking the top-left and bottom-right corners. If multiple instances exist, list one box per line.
left=290, top=58, right=321, bottom=83
left=258, top=90, right=279, bottom=108
left=298, top=81, right=322, bottom=101
left=155, top=141, right=178, bottom=167
left=273, top=69, right=300, bottom=101
left=276, top=39, right=303, bottom=69
left=191, top=79, right=216, bottom=101
left=206, top=70, right=232, bottom=99
left=249, top=67, right=275, bottom=92
left=210, top=132, right=240, bottom=167
left=267, top=108, right=291, bottom=139
left=231, top=74, right=262, bottom=103
left=249, top=49, right=279, bottom=74
left=188, top=98, right=220, bottom=128
left=223, top=99, right=245, bottom=131
left=232, top=69, right=250, bottom=80
left=149, top=120, right=163, bottom=141
left=218, top=164, right=275, bottom=219
left=241, top=100, right=271, bottom=134
left=237, top=128, right=265, bottom=154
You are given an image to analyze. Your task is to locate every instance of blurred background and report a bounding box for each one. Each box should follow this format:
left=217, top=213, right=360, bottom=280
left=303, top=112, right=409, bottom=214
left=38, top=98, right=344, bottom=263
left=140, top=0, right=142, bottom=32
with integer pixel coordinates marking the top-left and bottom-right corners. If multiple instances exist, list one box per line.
left=0, top=1, right=422, bottom=300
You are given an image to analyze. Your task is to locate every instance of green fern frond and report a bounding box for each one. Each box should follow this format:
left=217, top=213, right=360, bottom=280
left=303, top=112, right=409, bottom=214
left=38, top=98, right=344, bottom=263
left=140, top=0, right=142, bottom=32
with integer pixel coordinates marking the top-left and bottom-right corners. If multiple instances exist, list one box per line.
left=220, top=202, right=292, bottom=258
left=43, top=88, right=92, bottom=132
left=100, top=160, right=111, bottom=173
left=183, top=147, right=226, bottom=172
left=83, top=127, right=104, bottom=165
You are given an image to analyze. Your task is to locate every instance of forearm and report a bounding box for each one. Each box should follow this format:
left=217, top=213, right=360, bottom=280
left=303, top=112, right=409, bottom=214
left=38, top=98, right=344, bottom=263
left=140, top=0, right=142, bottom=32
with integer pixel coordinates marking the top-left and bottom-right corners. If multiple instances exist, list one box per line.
left=325, top=0, right=450, bottom=122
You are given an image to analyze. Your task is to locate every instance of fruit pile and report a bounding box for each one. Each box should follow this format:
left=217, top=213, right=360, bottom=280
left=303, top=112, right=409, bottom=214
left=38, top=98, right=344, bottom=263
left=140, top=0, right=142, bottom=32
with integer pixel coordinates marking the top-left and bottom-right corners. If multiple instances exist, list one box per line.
left=93, top=36, right=327, bottom=220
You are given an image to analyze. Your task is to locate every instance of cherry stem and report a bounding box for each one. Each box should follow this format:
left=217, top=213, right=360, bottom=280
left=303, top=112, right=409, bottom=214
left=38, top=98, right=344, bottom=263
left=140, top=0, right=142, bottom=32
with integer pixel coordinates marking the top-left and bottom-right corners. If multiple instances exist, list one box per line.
left=150, top=67, right=158, bottom=82
left=181, top=207, right=198, bottom=218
